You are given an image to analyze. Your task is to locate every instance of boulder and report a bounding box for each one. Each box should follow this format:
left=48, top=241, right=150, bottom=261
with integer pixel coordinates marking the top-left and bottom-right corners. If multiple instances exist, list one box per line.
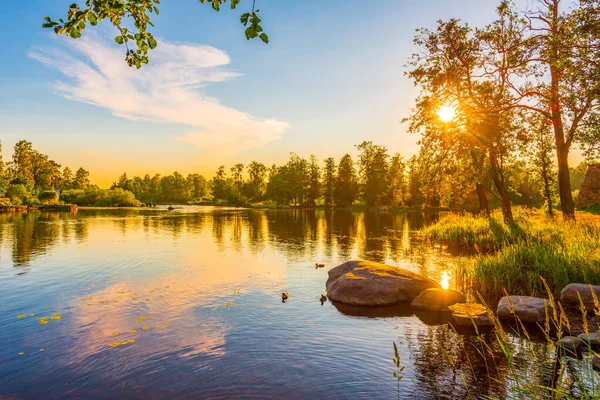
left=449, top=303, right=494, bottom=327
left=497, top=296, right=549, bottom=324
left=326, top=260, right=440, bottom=306
left=560, top=283, right=600, bottom=314
left=578, top=332, right=600, bottom=347
left=558, top=336, right=583, bottom=354
left=411, top=288, right=466, bottom=312
left=593, top=355, right=600, bottom=373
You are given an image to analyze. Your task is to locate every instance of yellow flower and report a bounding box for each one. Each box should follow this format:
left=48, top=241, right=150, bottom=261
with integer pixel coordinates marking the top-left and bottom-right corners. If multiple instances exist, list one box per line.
left=17, top=314, right=25, bottom=319
left=19, top=352, right=24, bottom=355
left=134, top=316, right=148, bottom=324
left=128, top=330, right=138, bottom=334
left=50, top=314, right=62, bottom=321
left=142, top=326, right=150, bottom=331
left=29, top=314, right=35, bottom=317
left=38, top=318, right=48, bottom=325
left=112, top=331, right=121, bottom=336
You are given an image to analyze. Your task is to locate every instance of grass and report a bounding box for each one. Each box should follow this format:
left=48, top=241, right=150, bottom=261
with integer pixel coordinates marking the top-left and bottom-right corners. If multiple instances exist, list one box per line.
left=423, top=207, right=600, bottom=300
left=446, top=282, right=600, bottom=399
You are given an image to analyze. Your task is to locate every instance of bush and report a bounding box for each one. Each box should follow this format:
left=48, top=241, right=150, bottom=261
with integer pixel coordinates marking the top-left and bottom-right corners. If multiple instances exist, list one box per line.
left=93, top=188, right=141, bottom=207
left=5, top=184, right=28, bottom=205
left=38, top=191, right=60, bottom=205
left=0, top=198, right=11, bottom=207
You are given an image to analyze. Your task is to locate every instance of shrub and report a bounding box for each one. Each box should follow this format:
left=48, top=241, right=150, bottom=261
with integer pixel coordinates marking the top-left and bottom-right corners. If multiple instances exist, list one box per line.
left=0, top=198, right=11, bottom=207
left=6, top=184, right=28, bottom=204
left=38, top=191, right=60, bottom=205
left=93, top=188, right=141, bottom=207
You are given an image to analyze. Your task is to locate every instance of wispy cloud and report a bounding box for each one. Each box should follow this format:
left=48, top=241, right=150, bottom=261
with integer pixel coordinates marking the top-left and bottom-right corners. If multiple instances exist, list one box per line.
left=29, top=35, right=289, bottom=156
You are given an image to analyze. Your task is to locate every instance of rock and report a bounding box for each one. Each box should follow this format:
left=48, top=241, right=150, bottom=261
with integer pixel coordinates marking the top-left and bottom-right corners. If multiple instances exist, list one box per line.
left=558, top=336, right=583, bottom=354
left=449, top=303, right=494, bottom=327
left=411, top=288, right=466, bottom=312
left=560, top=283, right=600, bottom=314
left=578, top=164, right=600, bottom=208
left=497, top=296, right=549, bottom=324
left=325, top=260, right=440, bottom=306
left=578, top=332, right=600, bottom=347
left=594, top=355, right=600, bottom=372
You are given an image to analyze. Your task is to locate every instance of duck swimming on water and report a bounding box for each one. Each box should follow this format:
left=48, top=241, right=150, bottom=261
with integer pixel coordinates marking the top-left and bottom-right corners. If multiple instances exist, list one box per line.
left=315, top=263, right=325, bottom=269
left=282, top=292, right=289, bottom=302
left=320, top=294, right=327, bottom=303
left=168, top=205, right=175, bottom=211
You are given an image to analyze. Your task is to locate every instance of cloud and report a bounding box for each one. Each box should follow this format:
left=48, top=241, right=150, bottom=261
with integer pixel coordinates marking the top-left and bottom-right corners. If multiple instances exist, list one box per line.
left=29, top=35, right=289, bottom=156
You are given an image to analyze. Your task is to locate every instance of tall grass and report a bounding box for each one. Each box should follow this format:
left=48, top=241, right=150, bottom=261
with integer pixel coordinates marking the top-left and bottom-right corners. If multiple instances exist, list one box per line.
left=424, top=208, right=600, bottom=299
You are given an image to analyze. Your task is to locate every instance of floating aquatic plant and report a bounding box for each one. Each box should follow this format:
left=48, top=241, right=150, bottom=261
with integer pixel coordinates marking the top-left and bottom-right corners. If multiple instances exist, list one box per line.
left=17, top=314, right=25, bottom=319
left=112, top=331, right=121, bottom=336
left=142, top=326, right=150, bottom=331
left=108, top=339, right=135, bottom=348
left=38, top=318, right=48, bottom=325
left=134, top=316, right=148, bottom=324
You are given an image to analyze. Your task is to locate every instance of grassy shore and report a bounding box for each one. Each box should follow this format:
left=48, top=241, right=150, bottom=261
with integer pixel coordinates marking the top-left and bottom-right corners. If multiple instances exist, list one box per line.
left=423, top=207, right=600, bottom=300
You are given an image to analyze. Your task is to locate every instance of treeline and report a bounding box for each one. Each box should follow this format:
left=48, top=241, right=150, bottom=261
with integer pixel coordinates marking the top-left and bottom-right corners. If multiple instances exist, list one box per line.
left=110, top=140, right=590, bottom=210
left=0, top=140, right=139, bottom=207
left=404, top=0, right=600, bottom=222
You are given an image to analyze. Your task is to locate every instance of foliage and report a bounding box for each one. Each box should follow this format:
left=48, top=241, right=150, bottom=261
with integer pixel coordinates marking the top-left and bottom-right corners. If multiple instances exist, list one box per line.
left=61, top=187, right=140, bottom=207
left=424, top=208, right=600, bottom=299
left=38, top=191, right=60, bottom=205
left=5, top=184, right=29, bottom=206
left=42, top=0, right=268, bottom=68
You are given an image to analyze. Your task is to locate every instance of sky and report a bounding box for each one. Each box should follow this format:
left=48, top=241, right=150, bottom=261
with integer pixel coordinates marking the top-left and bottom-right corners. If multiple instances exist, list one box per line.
left=1, top=0, right=528, bottom=187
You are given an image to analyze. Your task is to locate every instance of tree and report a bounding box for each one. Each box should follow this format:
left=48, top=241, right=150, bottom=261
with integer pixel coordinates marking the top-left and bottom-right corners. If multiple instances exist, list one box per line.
left=10, top=140, right=35, bottom=188
left=305, top=155, right=321, bottom=207
left=517, top=0, right=600, bottom=220
left=386, top=154, right=406, bottom=207
left=73, top=167, right=91, bottom=189
left=0, top=141, right=7, bottom=192
left=334, top=154, right=358, bottom=207
left=356, top=141, right=389, bottom=207
left=43, top=0, right=268, bottom=68
left=322, top=157, right=336, bottom=206
left=246, top=161, right=267, bottom=202
left=231, top=163, right=245, bottom=204
left=212, top=166, right=230, bottom=203
left=61, top=167, right=74, bottom=189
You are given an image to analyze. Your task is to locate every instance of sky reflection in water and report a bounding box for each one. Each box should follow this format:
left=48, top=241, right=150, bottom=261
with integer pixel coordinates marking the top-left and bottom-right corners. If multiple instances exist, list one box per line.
left=0, top=208, right=548, bottom=399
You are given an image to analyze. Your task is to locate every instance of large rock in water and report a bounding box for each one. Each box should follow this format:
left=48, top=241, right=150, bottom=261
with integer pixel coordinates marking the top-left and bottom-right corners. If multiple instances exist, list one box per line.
left=449, top=303, right=494, bottom=327
left=561, top=283, right=600, bottom=314
left=497, top=296, right=549, bottom=324
left=411, top=288, right=466, bottom=312
left=326, top=260, right=440, bottom=306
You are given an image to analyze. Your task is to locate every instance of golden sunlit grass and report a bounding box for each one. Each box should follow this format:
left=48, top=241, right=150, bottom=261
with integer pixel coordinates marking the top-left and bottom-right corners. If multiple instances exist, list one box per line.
left=437, top=104, right=456, bottom=122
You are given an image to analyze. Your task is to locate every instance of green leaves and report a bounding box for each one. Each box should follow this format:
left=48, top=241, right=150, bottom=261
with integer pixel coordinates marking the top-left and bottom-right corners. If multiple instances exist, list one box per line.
left=44, top=0, right=268, bottom=69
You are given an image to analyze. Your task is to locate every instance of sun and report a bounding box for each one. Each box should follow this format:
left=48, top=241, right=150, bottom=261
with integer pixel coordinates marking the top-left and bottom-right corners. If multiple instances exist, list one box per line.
left=437, top=104, right=456, bottom=122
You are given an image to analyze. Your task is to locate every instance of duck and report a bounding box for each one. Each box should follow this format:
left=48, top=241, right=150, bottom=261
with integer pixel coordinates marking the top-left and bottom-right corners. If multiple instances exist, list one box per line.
left=282, top=292, right=289, bottom=302
left=167, top=205, right=175, bottom=211
left=315, top=263, right=325, bottom=269
left=320, top=294, right=327, bottom=303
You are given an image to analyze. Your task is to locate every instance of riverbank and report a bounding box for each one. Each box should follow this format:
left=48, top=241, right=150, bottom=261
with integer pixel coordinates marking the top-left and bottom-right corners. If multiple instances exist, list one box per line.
left=423, top=207, right=600, bottom=300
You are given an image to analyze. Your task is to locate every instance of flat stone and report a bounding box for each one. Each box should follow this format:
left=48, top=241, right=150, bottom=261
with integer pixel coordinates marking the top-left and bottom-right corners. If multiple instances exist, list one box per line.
left=326, top=260, right=440, bottom=306
left=449, top=303, right=494, bottom=327
left=560, top=283, right=600, bottom=314
left=497, top=296, right=549, bottom=324
left=578, top=332, right=600, bottom=346
left=558, top=336, right=583, bottom=353
left=411, top=288, right=466, bottom=312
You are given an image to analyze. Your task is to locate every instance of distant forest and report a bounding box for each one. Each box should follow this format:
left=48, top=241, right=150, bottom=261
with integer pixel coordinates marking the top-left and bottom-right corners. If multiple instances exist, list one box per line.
left=0, top=140, right=591, bottom=210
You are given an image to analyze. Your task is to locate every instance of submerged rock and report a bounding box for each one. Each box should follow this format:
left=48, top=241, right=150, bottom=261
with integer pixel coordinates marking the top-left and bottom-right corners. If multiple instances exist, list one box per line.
left=558, top=336, right=583, bottom=354
left=326, top=260, right=440, bottom=306
left=449, top=303, right=494, bottom=327
left=497, top=296, right=549, bottom=324
left=560, top=283, right=600, bottom=314
left=411, top=288, right=466, bottom=312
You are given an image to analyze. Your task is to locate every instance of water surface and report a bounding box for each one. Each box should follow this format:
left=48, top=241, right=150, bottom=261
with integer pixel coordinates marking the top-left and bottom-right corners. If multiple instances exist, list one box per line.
left=0, top=207, right=552, bottom=399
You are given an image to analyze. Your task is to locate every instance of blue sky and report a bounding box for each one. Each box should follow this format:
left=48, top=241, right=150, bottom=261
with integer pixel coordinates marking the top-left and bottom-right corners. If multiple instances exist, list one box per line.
left=1, top=0, right=508, bottom=186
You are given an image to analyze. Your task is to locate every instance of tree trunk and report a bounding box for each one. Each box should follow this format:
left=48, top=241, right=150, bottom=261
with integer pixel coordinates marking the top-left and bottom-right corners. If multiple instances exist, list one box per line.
left=488, top=147, right=513, bottom=224
left=541, top=158, right=553, bottom=217
left=476, top=183, right=490, bottom=216
left=556, top=144, right=575, bottom=220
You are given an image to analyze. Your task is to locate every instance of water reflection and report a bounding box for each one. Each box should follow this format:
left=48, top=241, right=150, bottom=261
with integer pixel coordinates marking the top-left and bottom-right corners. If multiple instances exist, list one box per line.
left=1, top=207, right=548, bottom=399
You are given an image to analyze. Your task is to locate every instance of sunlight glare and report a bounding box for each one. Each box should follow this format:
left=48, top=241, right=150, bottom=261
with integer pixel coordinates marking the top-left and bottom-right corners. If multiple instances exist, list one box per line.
left=440, top=270, right=450, bottom=290
left=437, top=105, right=456, bottom=122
